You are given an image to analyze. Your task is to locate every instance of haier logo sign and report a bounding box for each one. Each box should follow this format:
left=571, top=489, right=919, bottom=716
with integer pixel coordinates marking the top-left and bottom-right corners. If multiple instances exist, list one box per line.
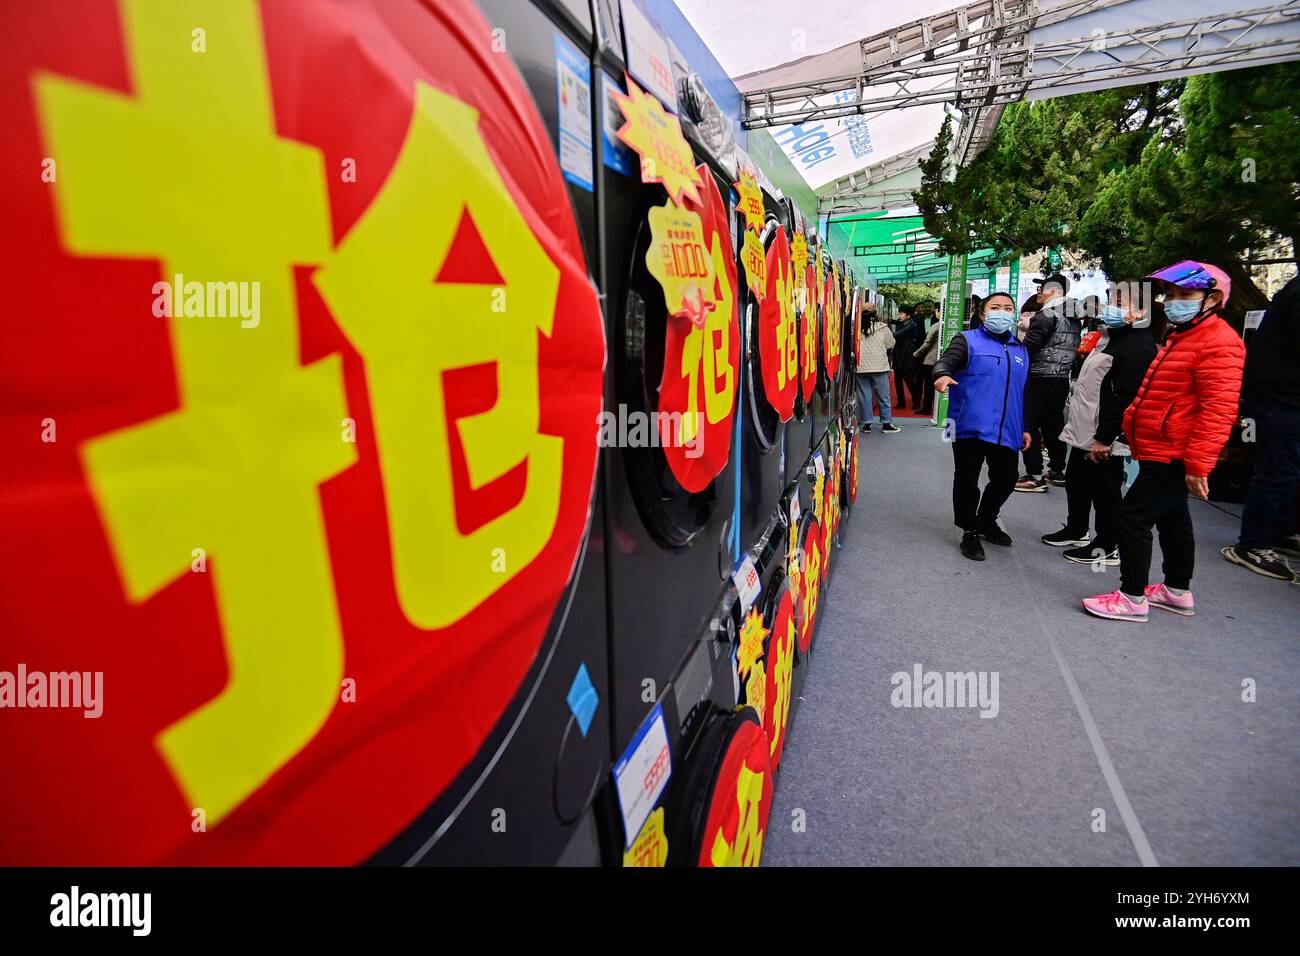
left=772, top=122, right=839, bottom=173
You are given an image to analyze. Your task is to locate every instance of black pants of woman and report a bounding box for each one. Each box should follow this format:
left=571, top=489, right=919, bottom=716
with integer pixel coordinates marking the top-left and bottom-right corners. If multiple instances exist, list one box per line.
left=1062, top=446, right=1125, bottom=552
left=1117, top=460, right=1195, bottom=596
left=951, top=438, right=1019, bottom=532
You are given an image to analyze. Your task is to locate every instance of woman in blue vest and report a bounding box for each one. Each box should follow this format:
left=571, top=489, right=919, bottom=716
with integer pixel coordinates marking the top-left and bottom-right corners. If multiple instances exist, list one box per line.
left=932, top=292, right=1033, bottom=560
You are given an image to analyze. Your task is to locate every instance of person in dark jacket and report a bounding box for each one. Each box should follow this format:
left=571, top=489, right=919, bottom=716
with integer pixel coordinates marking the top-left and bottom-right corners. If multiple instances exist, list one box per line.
left=891, top=307, right=921, bottom=410
left=1016, top=273, right=1079, bottom=492
left=1083, top=261, right=1245, bottom=622
left=1042, top=281, right=1160, bottom=565
left=1222, top=274, right=1300, bottom=581
left=932, top=292, right=1032, bottom=561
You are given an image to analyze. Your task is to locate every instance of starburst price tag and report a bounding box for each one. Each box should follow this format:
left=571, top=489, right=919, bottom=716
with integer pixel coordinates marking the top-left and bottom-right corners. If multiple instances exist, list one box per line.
left=737, top=605, right=768, bottom=677
left=745, top=663, right=767, bottom=724
left=646, top=199, right=715, bottom=327
left=790, top=231, right=808, bottom=290
left=741, top=230, right=766, bottom=303
left=622, top=806, right=668, bottom=867
left=734, top=167, right=764, bottom=234
left=611, top=73, right=702, bottom=207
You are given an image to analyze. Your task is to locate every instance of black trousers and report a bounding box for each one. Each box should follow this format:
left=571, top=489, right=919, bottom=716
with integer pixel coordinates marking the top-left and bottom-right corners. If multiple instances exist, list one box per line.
left=1117, top=460, right=1195, bottom=595
left=1022, top=376, right=1069, bottom=476
left=1063, top=446, right=1126, bottom=552
left=894, top=365, right=914, bottom=408
left=917, top=364, right=935, bottom=414
left=952, top=438, right=1019, bottom=533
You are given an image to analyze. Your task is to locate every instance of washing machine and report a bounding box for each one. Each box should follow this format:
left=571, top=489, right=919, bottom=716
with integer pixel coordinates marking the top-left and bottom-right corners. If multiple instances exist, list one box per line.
left=375, top=0, right=613, bottom=867
left=589, top=0, right=765, bottom=863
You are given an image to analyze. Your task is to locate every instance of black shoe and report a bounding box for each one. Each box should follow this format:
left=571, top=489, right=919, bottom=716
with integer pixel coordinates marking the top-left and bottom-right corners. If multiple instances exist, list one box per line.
left=1272, top=534, right=1300, bottom=558
left=860, top=423, right=872, bottom=433
left=1221, top=546, right=1295, bottom=581
left=1063, top=544, right=1119, bottom=565
left=881, top=423, right=902, bottom=434
left=960, top=532, right=986, bottom=561
left=1048, top=471, right=1067, bottom=487
left=1041, top=527, right=1090, bottom=547
left=1015, top=475, right=1049, bottom=493
left=978, top=521, right=1012, bottom=546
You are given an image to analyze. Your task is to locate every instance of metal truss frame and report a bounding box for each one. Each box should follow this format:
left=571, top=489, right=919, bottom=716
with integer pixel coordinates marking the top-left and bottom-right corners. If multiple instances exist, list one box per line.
left=741, top=1, right=1300, bottom=148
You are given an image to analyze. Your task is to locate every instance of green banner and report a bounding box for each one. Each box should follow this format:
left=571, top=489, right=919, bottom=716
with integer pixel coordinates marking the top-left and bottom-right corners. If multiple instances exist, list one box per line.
left=1007, top=257, right=1020, bottom=300
left=936, top=254, right=968, bottom=426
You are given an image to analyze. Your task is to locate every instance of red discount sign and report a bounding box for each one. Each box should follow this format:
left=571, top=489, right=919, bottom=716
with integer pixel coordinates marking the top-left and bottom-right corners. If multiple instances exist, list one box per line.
left=762, top=584, right=796, bottom=770
left=698, top=715, right=773, bottom=867
left=656, top=165, right=739, bottom=492
left=800, top=259, right=819, bottom=403
left=824, top=263, right=843, bottom=379
left=0, top=0, right=604, bottom=864
left=758, top=227, right=797, bottom=420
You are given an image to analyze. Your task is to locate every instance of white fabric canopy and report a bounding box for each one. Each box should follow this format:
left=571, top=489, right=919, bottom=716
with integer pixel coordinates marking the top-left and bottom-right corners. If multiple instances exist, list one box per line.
left=674, top=0, right=1300, bottom=194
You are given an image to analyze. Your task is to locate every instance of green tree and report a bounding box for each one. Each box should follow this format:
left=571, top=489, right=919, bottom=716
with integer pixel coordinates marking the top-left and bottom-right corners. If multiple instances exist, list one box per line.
left=918, top=64, right=1298, bottom=320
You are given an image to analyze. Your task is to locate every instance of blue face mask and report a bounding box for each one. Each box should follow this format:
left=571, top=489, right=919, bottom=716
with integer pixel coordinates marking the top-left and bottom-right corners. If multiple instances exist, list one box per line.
left=1164, top=299, right=1203, bottom=324
left=1102, top=304, right=1128, bottom=328
left=983, top=310, right=1015, bottom=334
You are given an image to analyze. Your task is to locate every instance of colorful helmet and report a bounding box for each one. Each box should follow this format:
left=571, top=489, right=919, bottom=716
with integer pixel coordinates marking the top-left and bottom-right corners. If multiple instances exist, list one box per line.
left=1146, top=260, right=1231, bottom=306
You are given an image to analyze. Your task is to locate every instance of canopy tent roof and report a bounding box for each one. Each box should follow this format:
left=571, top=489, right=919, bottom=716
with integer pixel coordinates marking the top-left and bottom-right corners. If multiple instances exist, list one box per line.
left=675, top=0, right=1300, bottom=285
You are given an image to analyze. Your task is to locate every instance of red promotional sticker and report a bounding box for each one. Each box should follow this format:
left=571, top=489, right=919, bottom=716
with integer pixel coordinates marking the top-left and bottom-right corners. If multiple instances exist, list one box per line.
left=697, top=715, right=773, bottom=867
left=761, top=584, right=796, bottom=770
left=823, top=266, right=843, bottom=379
left=0, top=0, right=605, bottom=864
left=799, top=261, right=819, bottom=403
left=758, top=226, right=797, bottom=421
left=656, top=165, right=738, bottom=492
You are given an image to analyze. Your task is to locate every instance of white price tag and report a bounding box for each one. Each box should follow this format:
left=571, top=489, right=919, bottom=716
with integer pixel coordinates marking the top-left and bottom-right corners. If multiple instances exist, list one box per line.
left=733, top=555, right=761, bottom=612
left=814, top=454, right=825, bottom=477
left=613, top=704, right=672, bottom=848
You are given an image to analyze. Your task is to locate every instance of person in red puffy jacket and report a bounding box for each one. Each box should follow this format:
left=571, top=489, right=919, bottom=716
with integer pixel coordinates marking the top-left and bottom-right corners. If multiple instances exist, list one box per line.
left=1082, top=262, right=1245, bottom=622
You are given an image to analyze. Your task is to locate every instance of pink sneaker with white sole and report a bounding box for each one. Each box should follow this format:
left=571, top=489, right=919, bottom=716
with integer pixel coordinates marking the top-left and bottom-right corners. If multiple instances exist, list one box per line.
left=1082, top=590, right=1149, bottom=622
left=1145, top=583, right=1195, bottom=616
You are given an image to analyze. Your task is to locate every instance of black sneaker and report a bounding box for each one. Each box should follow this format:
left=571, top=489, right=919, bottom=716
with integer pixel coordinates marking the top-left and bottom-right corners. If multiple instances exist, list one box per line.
left=860, top=423, right=871, bottom=433
left=1063, top=544, right=1119, bottom=566
left=1015, top=475, right=1049, bottom=493
left=1272, top=534, right=1300, bottom=558
left=1041, top=527, right=1090, bottom=547
left=960, top=532, right=986, bottom=561
left=1048, top=471, right=1067, bottom=487
left=881, top=423, right=902, bottom=434
left=1221, top=546, right=1295, bottom=581
left=978, top=521, right=1013, bottom=546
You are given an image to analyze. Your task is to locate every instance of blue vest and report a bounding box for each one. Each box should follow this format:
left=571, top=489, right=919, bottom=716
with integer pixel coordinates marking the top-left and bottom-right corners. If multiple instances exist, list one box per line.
left=949, top=325, right=1028, bottom=449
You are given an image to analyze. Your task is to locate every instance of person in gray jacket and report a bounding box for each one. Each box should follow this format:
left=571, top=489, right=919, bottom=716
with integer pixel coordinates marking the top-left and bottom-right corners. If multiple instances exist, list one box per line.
left=1041, top=281, right=1161, bottom=564
left=856, top=303, right=901, bottom=433
left=1017, top=273, right=1080, bottom=492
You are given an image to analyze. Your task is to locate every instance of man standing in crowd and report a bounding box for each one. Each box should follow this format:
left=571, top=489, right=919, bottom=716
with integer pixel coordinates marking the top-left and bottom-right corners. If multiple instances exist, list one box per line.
left=891, top=306, right=922, bottom=411
left=913, top=307, right=941, bottom=417
left=1016, top=274, right=1079, bottom=492
left=1222, top=274, right=1300, bottom=581
left=856, top=302, right=902, bottom=434
left=1083, top=261, right=1245, bottom=622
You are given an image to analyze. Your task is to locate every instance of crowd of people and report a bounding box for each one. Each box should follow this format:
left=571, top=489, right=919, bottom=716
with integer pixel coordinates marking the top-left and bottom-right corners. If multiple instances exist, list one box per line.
left=859, top=259, right=1299, bottom=621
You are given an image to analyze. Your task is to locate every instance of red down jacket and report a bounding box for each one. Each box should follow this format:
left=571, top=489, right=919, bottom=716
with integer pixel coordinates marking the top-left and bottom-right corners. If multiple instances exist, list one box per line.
left=1123, top=312, right=1245, bottom=477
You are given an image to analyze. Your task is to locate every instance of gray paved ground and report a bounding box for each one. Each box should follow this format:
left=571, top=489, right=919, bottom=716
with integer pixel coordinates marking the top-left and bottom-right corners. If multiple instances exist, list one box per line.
left=764, top=419, right=1300, bottom=866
